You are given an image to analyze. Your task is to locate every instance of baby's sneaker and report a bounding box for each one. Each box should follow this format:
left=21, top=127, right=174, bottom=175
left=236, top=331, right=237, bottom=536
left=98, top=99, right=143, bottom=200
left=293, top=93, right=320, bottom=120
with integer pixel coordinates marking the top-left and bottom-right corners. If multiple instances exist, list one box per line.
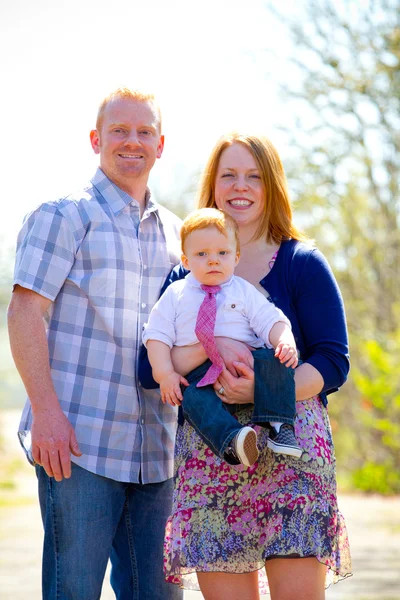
left=267, top=424, right=302, bottom=458
left=232, top=427, right=259, bottom=467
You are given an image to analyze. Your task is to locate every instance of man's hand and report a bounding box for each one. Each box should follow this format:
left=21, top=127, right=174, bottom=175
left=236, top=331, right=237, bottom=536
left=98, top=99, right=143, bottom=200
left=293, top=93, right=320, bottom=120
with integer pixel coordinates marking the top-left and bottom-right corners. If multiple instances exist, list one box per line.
left=31, top=407, right=82, bottom=481
left=8, top=287, right=82, bottom=482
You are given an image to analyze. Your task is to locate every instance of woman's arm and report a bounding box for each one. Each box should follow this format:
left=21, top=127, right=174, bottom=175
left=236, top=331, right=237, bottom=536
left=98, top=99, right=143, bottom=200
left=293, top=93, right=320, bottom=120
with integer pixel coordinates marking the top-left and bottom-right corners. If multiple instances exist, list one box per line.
left=293, top=362, right=324, bottom=401
left=293, top=247, right=350, bottom=393
left=171, top=336, right=254, bottom=377
left=139, top=333, right=254, bottom=387
left=216, top=360, right=324, bottom=405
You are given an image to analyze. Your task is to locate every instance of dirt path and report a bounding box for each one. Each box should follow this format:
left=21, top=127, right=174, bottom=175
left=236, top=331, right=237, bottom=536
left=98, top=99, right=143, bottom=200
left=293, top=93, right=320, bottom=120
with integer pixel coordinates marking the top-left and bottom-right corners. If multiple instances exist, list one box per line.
left=1, top=410, right=399, bottom=599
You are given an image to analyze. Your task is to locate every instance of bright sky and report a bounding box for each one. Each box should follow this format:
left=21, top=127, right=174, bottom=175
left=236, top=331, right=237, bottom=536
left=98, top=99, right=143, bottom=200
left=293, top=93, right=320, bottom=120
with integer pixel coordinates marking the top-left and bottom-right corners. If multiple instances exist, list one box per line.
left=1, top=0, right=301, bottom=251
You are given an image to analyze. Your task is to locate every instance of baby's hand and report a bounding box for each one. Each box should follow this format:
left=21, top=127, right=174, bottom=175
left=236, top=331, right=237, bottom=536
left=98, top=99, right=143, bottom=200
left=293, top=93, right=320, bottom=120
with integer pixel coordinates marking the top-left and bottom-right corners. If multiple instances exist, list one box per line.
left=160, top=372, right=189, bottom=406
left=275, top=334, right=298, bottom=369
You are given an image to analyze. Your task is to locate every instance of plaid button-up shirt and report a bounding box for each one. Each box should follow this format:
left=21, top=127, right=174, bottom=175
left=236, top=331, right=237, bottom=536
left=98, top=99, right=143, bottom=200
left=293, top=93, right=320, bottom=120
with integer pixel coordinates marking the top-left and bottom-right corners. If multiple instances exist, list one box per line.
left=15, top=168, right=182, bottom=483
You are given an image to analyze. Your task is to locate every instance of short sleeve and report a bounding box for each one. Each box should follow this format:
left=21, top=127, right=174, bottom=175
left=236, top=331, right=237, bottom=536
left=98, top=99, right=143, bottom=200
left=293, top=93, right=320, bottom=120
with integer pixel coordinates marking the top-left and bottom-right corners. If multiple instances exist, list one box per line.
left=13, top=203, right=77, bottom=301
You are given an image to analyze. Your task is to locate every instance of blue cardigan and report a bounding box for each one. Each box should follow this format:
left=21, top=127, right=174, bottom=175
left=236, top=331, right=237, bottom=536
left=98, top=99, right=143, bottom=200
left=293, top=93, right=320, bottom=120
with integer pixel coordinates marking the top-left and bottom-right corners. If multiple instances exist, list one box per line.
left=138, top=239, right=350, bottom=406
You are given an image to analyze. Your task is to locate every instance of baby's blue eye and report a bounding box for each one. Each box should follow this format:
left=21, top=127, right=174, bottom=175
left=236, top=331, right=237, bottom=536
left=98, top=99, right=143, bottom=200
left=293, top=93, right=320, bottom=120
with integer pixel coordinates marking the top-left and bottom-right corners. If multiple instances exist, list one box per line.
left=219, top=251, right=227, bottom=255
left=198, top=252, right=206, bottom=256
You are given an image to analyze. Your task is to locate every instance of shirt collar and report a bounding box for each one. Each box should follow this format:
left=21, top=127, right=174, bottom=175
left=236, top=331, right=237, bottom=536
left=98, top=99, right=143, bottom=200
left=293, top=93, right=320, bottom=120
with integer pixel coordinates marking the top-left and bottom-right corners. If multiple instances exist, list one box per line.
left=90, top=168, right=159, bottom=217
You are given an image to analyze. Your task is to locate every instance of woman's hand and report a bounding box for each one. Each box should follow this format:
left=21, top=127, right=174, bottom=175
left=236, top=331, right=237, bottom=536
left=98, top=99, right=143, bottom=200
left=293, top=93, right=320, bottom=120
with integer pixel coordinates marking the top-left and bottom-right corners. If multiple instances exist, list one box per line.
left=214, top=362, right=255, bottom=405
left=215, top=337, right=254, bottom=376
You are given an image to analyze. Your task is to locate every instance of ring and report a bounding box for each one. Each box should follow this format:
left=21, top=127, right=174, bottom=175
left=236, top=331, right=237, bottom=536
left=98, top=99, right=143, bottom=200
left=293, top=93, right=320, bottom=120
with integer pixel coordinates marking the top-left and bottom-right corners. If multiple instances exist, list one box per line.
left=218, top=386, right=225, bottom=395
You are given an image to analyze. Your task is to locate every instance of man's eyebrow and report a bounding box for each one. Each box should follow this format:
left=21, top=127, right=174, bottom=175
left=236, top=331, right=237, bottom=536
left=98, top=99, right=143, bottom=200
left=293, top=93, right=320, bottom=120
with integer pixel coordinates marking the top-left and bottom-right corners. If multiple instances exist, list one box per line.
left=107, top=122, right=157, bottom=129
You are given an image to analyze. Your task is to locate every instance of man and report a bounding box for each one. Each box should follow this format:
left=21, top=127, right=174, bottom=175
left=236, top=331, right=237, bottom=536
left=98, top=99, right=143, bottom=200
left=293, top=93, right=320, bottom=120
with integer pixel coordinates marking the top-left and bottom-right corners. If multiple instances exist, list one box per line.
left=7, top=88, right=183, bottom=600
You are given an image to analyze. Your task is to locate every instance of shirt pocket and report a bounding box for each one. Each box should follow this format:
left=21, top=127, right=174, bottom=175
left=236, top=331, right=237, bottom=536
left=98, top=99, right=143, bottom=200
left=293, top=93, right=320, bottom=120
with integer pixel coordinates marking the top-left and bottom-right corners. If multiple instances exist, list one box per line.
left=221, top=299, right=246, bottom=313
left=220, top=300, right=247, bottom=328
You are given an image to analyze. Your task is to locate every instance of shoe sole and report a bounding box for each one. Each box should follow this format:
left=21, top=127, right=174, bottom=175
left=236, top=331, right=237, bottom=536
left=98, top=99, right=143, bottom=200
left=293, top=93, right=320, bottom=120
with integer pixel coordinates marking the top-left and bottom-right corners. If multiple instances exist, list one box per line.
left=267, top=438, right=303, bottom=458
left=235, top=427, right=259, bottom=467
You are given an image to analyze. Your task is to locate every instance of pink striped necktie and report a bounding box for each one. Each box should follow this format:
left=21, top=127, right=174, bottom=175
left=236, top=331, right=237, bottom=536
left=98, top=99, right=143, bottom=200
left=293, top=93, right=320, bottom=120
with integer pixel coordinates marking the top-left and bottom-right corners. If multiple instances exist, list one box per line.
left=195, top=284, right=225, bottom=387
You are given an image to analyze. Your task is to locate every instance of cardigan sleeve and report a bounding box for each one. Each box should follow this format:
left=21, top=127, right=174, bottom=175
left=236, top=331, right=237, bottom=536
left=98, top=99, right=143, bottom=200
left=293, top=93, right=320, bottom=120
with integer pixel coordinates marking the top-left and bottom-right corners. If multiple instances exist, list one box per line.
left=138, top=264, right=188, bottom=389
left=292, top=247, right=350, bottom=393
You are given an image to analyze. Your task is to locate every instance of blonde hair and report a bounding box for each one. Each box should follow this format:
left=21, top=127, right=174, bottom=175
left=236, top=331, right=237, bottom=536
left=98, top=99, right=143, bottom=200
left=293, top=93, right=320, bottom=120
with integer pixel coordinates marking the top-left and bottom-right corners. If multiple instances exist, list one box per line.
left=96, top=87, right=162, bottom=132
left=181, top=208, right=240, bottom=254
left=197, top=132, right=309, bottom=244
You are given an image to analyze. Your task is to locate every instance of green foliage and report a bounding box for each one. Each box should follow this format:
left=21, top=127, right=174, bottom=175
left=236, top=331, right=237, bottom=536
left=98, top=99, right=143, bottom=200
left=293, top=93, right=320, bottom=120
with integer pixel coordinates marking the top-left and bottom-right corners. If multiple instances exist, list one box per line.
left=352, top=462, right=400, bottom=496
left=268, top=0, right=400, bottom=494
left=350, top=335, right=400, bottom=494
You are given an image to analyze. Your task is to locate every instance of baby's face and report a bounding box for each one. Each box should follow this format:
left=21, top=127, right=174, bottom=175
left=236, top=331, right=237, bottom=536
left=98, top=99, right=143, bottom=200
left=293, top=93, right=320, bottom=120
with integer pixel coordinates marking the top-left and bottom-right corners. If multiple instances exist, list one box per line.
left=181, top=226, right=240, bottom=286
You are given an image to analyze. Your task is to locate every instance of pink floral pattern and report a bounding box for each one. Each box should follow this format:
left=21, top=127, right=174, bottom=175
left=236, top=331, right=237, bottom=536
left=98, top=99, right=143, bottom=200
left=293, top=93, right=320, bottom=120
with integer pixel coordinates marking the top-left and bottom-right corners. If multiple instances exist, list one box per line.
left=164, top=398, right=352, bottom=593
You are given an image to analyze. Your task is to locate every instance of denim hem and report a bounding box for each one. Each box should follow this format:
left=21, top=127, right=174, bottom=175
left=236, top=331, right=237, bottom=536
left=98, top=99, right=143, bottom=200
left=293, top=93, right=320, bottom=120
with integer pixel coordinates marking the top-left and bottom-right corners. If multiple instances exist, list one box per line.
left=184, top=413, right=242, bottom=459
left=252, top=415, right=295, bottom=426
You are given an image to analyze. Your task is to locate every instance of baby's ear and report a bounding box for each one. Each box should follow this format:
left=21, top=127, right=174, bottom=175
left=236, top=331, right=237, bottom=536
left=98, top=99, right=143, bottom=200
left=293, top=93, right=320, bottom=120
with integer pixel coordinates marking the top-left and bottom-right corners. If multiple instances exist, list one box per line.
left=181, top=253, right=189, bottom=269
left=235, top=252, right=240, bottom=265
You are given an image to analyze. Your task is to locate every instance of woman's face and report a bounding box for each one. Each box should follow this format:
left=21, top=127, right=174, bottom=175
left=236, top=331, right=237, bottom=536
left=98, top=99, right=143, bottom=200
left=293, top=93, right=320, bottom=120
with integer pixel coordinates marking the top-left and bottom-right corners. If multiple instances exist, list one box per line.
left=214, top=143, right=265, bottom=231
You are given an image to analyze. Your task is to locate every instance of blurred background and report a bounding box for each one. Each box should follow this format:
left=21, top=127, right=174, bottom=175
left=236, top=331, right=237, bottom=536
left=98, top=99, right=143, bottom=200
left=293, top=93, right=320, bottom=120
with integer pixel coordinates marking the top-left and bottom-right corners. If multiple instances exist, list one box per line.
left=0, top=0, right=399, bottom=597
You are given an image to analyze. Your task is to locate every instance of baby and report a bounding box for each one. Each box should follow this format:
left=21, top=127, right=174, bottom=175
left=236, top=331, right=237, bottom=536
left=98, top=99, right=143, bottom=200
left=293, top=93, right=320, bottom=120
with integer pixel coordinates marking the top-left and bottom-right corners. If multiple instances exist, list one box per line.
left=143, top=208, right=302, bottom=466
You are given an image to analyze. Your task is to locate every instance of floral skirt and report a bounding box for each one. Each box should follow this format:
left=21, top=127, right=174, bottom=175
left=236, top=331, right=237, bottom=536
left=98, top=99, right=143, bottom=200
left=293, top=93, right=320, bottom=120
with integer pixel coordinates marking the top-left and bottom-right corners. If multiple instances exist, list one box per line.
left=164, top=397, right=352, bottom=594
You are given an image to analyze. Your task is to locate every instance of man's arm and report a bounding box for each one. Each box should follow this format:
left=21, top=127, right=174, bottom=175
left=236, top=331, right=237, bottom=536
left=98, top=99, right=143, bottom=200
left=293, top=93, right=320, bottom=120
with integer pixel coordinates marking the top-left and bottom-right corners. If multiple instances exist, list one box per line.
left=7, top=286, right=81, bottom=481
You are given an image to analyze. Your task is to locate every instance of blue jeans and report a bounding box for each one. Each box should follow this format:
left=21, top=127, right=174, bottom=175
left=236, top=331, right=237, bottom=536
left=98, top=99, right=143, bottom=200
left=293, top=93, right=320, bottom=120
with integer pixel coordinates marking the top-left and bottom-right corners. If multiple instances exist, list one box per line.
left=36, top=463, right=182, bottom=600
left=182, top=347, right=295, bottom=463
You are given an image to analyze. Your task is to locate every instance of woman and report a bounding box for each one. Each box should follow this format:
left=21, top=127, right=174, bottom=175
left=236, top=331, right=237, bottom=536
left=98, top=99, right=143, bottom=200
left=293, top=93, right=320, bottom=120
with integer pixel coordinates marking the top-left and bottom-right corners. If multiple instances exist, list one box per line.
left=143, top=133, right=352, bottom=599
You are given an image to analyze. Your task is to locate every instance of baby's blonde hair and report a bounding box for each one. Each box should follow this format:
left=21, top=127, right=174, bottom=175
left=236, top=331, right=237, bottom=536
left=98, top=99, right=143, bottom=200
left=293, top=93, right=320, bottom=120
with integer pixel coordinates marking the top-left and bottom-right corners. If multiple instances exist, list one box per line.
left=180, top=208, right=240, bottom=254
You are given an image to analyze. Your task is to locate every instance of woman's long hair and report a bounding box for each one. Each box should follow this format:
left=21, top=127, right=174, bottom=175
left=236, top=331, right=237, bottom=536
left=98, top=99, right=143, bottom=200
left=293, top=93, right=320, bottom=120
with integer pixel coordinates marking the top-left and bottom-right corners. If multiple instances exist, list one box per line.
left=197, top=132, right=310, bottom=244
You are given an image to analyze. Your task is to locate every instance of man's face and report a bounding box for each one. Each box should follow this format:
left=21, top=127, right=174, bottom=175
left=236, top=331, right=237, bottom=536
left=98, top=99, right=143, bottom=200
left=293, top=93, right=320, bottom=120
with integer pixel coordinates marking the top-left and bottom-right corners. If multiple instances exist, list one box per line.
left=90, top=97, right=164, bottom=193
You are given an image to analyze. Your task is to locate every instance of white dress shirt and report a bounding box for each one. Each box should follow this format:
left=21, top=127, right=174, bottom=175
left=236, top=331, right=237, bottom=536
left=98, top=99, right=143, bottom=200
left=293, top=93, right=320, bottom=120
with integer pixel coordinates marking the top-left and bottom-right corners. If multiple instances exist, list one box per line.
left=143, top=272, right=291, bottom=350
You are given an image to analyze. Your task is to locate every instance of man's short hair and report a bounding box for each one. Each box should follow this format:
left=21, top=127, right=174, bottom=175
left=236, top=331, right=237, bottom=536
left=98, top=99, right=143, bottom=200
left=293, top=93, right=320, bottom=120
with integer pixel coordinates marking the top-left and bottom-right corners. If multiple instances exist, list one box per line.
left=96, top=87, right=162, bottom=132
left=180, top=208, right=240, bottom=254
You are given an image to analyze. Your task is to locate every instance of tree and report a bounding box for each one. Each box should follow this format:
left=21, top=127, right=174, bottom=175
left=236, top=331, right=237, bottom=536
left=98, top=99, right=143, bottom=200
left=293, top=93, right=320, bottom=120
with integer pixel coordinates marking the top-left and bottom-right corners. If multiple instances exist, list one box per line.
left=268, top=0, right=400, bottom=492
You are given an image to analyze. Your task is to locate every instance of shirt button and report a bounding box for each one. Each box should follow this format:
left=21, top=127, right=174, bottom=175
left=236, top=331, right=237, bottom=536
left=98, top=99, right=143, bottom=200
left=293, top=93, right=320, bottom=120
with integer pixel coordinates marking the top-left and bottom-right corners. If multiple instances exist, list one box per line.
left=141, top=418, right=145, bottom=425
left=141, top=303, right=146, bottom=308
left=231, top=304, right=236, bottom=309
left=143, top=265, right=147, bottom=270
